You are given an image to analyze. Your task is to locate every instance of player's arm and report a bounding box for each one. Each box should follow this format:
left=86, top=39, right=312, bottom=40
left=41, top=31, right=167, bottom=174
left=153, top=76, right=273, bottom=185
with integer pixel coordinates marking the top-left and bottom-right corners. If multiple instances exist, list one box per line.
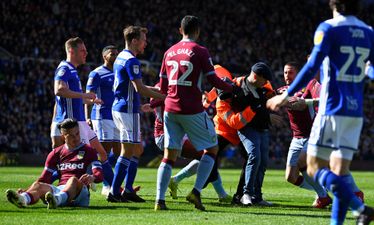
left=37, top=149, right=59, bottom=184
left=131, top=78, right=165, bottom=100
left=54, top=79, right=96, bottom=100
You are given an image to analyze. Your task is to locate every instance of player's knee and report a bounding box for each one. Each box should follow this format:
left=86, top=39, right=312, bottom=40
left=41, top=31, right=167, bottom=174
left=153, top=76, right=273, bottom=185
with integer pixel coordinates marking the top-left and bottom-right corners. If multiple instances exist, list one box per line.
left=307, top=167, right=317, bottom=178
left=286, top=175, right=298, bottom=184
left=67, top=176, right=79, bottom=185
left=30, top=181, right=42, bottom=189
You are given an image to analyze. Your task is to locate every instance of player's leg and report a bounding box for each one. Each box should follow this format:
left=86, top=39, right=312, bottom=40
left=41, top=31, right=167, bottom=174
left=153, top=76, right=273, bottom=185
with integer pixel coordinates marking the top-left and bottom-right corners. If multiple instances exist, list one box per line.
left=183, top=112, right=218, bottom=211
left=46, top=177, right=84, bottom=209
left=6, top=181, right=53, bottom=208
left=155, top=112, right=184, bottom=210
left=237, top=127, right=261, bottom=206
left=122, top=142, right=145, bottom=202
left=298, top=150, right=331, bottom=208
left=169, top=159, right=199, bottom=199
left=51, top=122, right=64, bottom=148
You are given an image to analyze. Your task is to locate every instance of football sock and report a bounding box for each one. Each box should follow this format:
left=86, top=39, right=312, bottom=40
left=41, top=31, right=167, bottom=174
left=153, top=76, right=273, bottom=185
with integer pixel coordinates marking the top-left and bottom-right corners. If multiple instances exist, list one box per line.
left=341, top=173, right=360, bottom=193
left=194, top=153, right=215, bottom=192
left=331, top=196, right=349, bottom=225
left=111, top=156, right=130, bottom=195
left=301, top=170, right=327, bottom=197
left=212, top=174, right=227, bottom=198
left=20, top=192, right=31, bottom=205
left=173, top=159, right=199, bottom=184
left=156, top=159, right=173, bottom=201
left=108, top=151, right=118, bottom=167
left=315, top=168, right=364, bottom=224
left=125, top=156, right=139, bottom=193
left=102, top=160, right=114, bottom=187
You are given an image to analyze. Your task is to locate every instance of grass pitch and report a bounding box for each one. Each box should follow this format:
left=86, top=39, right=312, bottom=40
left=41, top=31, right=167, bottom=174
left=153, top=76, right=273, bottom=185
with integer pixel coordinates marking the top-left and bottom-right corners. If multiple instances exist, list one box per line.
left=0, top=167, right=373, bottom=225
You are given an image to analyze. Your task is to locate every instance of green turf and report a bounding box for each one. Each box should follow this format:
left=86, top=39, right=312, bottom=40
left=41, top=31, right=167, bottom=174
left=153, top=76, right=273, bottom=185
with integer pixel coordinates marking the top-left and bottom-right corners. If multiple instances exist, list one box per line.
left=0, top=167, right=373, bottom=225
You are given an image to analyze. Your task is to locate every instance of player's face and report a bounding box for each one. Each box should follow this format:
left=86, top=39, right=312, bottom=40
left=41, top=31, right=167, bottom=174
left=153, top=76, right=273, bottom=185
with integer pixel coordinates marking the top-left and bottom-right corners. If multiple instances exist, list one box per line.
left=74, top=43, right=88, bottom=65
left=104, top=49, right=118, bottom=66
left=135, top=32, right=147, bottom=55
left=61, top=126, right=81, bottom=149
left=283, top=65, right=297, bottom=85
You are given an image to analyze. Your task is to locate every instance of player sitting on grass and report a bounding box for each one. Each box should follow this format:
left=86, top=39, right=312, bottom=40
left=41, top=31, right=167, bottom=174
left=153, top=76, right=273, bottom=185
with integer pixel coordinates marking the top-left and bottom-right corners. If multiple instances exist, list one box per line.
left=6, top=118, right=103, bottom=209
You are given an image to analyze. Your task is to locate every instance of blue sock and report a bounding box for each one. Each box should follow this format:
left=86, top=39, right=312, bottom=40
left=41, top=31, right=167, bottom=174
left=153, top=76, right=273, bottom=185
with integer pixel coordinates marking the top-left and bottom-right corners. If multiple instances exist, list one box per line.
left=315, top=168, right=364, bottom=224
left=110, top=156, right=130, bottom=195
left=212, top=174, right=227, bottom=198
left=341, top=173, right=360, bottom=193
left=55, top=192, right=69, bottom=206
left=125, top=157, right=139, bottom=193
left=156, top=160, right=173, bottom=201
left=331, top=196, right=349, bottom=225
left=173, top=159, right=199, bottom=183
left=108, top=151, right=118, bottom=167
left=194, top=154, right=215, bottom=192
left=51, top=171, right=59, bottom=183
left=102, top=160, right=114, bottom=187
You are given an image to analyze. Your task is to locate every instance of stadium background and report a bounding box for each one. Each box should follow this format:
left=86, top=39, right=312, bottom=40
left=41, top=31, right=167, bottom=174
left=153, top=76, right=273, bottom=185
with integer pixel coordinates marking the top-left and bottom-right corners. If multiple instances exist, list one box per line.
left=0, top=0, right=373, bottom=167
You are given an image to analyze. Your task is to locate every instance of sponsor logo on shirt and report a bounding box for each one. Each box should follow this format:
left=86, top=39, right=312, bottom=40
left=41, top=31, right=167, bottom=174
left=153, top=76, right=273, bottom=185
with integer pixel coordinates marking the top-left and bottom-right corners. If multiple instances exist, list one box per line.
left=59, top=162, right=84, bottom=170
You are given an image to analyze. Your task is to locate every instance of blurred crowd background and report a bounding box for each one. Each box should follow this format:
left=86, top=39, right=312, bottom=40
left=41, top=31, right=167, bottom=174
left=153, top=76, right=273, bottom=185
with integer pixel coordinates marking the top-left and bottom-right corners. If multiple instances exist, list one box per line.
left=0, top=0, right=373, bottom=164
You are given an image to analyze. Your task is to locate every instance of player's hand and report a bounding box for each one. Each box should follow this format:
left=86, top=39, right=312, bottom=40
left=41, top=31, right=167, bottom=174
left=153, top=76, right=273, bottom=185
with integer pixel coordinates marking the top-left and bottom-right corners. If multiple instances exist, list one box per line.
left=92, top=98, right=103, bottom=105
left=141, top=103, right=152, bottom=112
left=266, top=91, right=289, bottom=111
left=83, top=92, right=96, bottom=100
left=79, top=174, right=95, bottom=186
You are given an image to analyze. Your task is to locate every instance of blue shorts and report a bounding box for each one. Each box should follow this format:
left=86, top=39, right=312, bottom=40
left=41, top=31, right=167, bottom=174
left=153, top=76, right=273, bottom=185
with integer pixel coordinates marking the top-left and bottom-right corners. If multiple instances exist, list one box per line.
left=286, top=137, right=308, bottom=166
left=164, top=111, right=217, bottom=151
left=50, top=184, right=90, bottom=207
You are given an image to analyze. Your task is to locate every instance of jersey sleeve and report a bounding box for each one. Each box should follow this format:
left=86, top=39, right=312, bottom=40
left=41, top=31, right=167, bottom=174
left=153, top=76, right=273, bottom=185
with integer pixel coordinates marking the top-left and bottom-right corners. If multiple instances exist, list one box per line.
left=200, top=47, right=215, bottom=75
left=37, top=149, right=59, bottom=184
left=313, top=22, right=332, bottom=55
left=87, top=148, right=104, bottom=183
left=125, top=58, right=142, bottom=80
left=159, top=55, right=169, bottom=94
left=54, top=66, right=71, bottom=82
left=86, top=71, right=100, bottom=92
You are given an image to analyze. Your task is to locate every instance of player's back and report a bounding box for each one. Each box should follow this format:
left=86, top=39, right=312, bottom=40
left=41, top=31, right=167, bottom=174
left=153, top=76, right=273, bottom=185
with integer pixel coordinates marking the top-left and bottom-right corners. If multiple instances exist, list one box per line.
left=54, top=61, right=85, bottom=122
left=317, top=15, right=374, bottom=117
left=162, top=40, right=215, bottom=114
left=112, top=50, right=141, bottom=113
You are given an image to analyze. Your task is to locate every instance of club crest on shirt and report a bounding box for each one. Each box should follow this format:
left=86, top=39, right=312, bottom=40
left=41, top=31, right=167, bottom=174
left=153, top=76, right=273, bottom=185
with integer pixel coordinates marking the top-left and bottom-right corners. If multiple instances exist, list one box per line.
left=57, top=69, right=66, bottom=77
left=133, top=65, right=140, bottom=74
left=314, top=31, right=324, bottom=45
left=77, top=151, right=85, bottom=160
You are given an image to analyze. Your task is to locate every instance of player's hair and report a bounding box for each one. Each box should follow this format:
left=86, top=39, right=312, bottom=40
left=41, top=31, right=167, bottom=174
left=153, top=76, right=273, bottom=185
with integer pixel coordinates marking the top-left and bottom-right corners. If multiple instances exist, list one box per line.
left=57, top=118, right=79, bottom=131
left=65, top=37, right=84, bottom=52
left=123, top=26, right=148, bottom=45
left=102, top=45, right=117, bottom=56
left=329, top=0, right=360, bottom=15
left=180, top=15, right=200, bottom=35
left=285, top=61, right=300, bottom=70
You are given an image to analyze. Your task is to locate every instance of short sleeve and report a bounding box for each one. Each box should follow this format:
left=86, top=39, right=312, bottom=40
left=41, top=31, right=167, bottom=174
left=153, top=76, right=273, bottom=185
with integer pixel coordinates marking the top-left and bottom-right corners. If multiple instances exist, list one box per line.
left=54, top=66, right=70, bottom=82
left=125, top=58, right=142, bottom=80
left=86, top=71, right=101, bottom=92
left=312, top=22, right=332, bottom=55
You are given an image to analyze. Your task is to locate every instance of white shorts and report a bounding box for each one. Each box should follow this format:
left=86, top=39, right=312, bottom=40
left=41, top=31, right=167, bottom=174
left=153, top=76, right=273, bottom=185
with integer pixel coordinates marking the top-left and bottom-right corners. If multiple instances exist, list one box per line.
left=50, top=121, right=97, bottom=144
left=307, top=114, right=363, bottom=160
left=92, top=119, right=120, bottom=142
left=164, top=111, right=217, bottom=151
left=112, top=111, right=141, bottom=143
left=49, top=184, right=90, bottom=207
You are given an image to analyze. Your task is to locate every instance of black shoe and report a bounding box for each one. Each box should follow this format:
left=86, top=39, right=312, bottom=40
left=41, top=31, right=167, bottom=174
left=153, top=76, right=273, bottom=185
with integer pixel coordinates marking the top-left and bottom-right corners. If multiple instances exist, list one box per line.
left=107, top=192, right=128, bottom=203
left=154, top=200, right=168, bottom=211
left=186, top=188, right=205, bottom=211
left=231, top=194, right=242, bottom=205
left=122, top=191, right=146, bottom=202
left=357, top=206, right=374, bottom=225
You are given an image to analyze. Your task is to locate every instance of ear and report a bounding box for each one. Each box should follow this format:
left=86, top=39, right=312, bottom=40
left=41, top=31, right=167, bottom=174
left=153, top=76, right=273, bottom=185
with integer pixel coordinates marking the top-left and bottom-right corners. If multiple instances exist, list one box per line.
left=179, top=27, right=183, bottom=35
